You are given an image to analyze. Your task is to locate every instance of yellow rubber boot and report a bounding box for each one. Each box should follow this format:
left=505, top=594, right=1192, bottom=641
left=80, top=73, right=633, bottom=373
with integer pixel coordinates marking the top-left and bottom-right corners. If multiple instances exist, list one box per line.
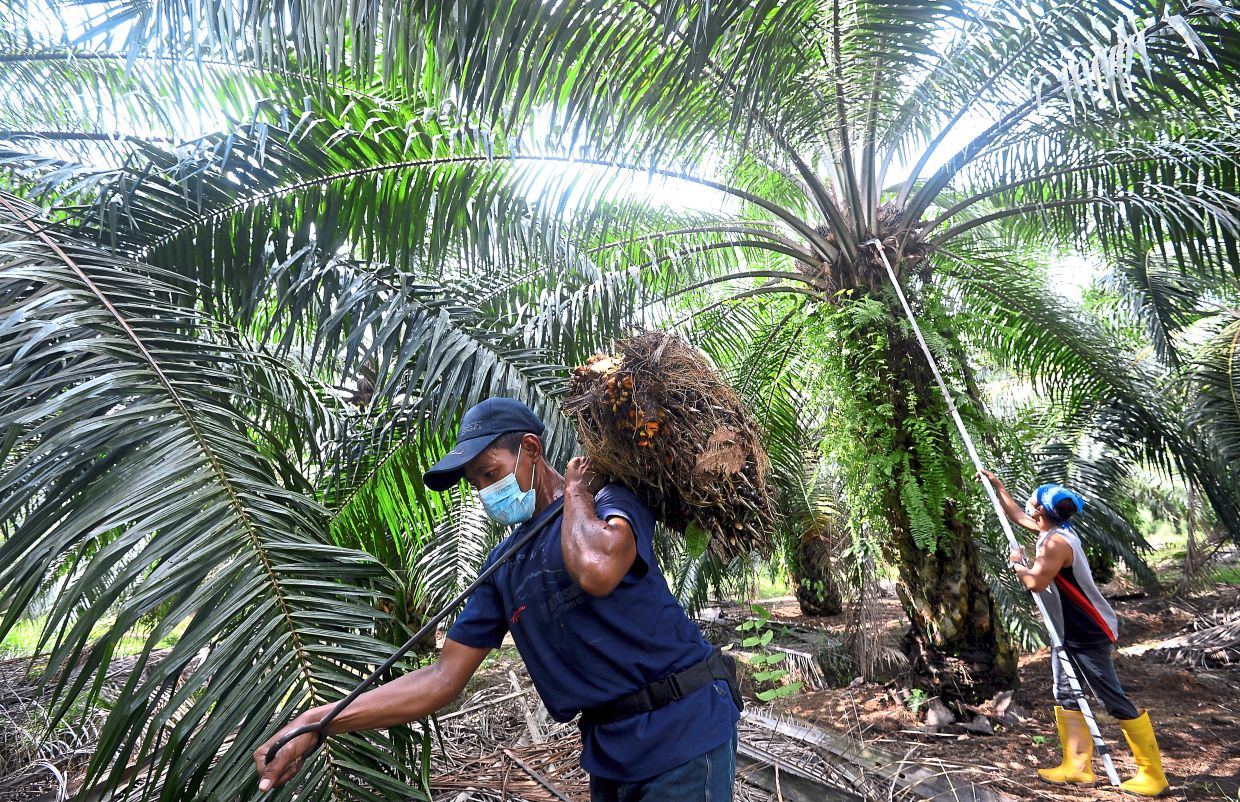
left=1118, top=710, right=1169, bottom=796
left=1037, top=706, right=1096, bottom=784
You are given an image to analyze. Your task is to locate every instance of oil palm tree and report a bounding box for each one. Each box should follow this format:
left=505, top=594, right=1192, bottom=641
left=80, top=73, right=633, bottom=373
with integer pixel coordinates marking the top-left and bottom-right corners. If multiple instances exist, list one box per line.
left=4, top=0, right=1240, bottom=799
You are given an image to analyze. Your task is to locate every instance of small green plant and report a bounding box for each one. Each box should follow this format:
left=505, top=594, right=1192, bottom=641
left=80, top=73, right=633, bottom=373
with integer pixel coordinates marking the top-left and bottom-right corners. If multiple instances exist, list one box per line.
left=1031, top=735, right=1048, bottom=746
left=739, top=603, right=802, bottom=702
left=904, top=688, right=929, bottom=715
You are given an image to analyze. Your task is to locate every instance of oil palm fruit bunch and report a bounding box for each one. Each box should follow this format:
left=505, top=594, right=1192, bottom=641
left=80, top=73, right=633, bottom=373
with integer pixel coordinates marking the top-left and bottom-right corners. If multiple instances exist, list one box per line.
left=562, top=331, right=775, bottom=562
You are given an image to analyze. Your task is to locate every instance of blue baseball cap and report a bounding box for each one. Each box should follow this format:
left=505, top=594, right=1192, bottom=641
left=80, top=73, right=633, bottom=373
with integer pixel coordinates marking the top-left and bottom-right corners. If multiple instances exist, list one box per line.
left=422, top=398, right=545, bottom=491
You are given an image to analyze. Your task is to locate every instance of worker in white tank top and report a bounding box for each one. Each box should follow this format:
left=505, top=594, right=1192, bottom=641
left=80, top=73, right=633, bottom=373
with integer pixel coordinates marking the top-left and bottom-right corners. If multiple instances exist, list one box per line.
left=980, top=470, right=1169, bottom=797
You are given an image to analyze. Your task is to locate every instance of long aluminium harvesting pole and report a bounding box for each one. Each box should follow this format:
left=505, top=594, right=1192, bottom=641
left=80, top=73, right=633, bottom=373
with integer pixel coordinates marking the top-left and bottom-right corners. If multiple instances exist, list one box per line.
left=863, top=239, right=1121, bottom=787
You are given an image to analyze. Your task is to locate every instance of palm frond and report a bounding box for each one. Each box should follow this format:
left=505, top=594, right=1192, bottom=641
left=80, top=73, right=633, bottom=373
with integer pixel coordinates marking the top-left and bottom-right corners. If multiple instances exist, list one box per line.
left=1186, top=310, right=1240, bottom=475
left=0, top=191, right=427, bottom=801
left=1108, top=248, right=1212, bottom=368
left=905, top=1, right=1240, bottom=227
left=408, top=496, right=498, bottom=624
left=936, top=130, right=1240, bottom=276
left=944, top=242, right=1240, bottom=536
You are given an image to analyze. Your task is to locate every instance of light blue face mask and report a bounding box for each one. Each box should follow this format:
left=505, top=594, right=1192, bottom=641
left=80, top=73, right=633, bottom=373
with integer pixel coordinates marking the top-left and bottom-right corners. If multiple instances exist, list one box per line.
left=479, top=446, right=536, bottom=526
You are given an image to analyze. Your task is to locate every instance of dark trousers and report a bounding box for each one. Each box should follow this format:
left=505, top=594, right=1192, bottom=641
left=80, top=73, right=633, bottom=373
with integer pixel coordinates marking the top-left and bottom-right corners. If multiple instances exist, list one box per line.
left=589, top=734, right=737, bottom=802
left=1053, top=642, right=1140, bottom=720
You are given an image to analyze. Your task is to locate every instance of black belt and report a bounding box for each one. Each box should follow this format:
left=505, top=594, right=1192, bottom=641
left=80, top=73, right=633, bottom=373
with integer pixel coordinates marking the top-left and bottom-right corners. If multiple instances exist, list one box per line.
left=579, top=648, right=743, bottom=726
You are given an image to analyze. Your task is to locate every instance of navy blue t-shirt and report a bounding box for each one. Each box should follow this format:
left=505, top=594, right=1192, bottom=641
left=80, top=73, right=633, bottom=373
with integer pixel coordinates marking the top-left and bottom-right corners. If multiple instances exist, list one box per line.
left=446, top=484, right=739, bottom=781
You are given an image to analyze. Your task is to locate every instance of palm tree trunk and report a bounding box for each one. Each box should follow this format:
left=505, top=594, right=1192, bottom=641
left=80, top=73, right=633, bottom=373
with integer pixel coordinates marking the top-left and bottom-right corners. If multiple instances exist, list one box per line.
left=1185, top=483, right=1199, bottom=583
left=793, top=529, right=844, bottom=616
left=879, top=328, right=1018, bottom=703
left=885, top=498, right=1019, bottom=702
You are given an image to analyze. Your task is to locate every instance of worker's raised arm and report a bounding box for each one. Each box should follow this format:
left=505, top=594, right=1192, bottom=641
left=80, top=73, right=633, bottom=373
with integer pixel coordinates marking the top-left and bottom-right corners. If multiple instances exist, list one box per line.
left=254, top=638, right=490, bottom=791
left=561, top=456, right=637, bottom=597
left=978, top=468, right=1038, bottom=532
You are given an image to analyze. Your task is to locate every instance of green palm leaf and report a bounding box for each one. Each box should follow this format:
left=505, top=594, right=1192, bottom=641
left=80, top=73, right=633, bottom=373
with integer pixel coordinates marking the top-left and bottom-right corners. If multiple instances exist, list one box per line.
left=945, top=243, right=1240, bottom=534
left=0, top=192, right=426, bottom=801
left=1186, top=309, right=1240, bottom=471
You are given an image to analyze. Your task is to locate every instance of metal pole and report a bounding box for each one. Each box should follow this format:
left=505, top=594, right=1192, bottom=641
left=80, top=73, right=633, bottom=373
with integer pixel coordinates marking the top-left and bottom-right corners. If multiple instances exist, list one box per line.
left=263, top=499, right=564, bottom=769
left=863, top=239, right=1121, bottom=786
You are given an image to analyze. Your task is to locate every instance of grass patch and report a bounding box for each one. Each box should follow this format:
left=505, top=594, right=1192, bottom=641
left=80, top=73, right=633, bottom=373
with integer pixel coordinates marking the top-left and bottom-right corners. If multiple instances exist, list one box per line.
left=0, top=618, right=44, bottom=657
left=1214, top=565, right=1240, bottom=585
left=1, top=617, right=186, bottom=659
left=753, top=569, right=791, bottom=600
left=1142, top=522, right=1189, bottom=568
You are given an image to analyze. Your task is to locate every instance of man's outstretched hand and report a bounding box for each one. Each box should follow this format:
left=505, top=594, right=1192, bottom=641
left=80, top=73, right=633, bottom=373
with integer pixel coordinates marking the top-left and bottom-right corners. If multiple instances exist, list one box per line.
left=254, top=715, right=322, bottom=792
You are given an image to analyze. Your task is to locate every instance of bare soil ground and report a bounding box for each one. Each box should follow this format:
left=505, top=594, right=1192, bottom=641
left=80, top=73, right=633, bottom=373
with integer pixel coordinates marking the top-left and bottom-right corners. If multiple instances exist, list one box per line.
left=762, top=585, right=1240, bottom=801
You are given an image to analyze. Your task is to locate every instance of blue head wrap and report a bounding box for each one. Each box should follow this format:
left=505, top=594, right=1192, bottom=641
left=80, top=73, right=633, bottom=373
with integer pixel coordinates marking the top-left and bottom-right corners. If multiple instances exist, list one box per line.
left=1032, top=483, right=1085, bottom=526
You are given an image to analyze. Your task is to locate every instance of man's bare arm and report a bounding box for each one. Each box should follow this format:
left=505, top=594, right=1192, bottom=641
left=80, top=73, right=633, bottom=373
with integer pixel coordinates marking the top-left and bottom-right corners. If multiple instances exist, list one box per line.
left=1012, top=535, right=1071, bottom=593
left=978, top=469, right=1038, bottom=532
left=254, top=638, right=490, bottom=790
left=561, top=456, right=637, bottom=597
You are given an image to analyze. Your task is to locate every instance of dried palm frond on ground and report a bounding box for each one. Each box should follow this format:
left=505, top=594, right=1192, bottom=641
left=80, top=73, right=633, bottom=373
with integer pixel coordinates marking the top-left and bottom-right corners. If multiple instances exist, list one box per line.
left=1147, top=604, right=1240, bottom=668
left=431, top=740, right=589, bottom=802
left=434, top=664, right=786, bottom=802
left=0, top=652, right=137, bottom=802
left=562, top=331, right=776, bottom=562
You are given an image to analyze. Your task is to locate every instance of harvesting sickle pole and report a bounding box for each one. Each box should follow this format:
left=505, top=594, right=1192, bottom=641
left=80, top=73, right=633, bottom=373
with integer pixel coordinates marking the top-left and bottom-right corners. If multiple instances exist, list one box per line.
left=863, top=239, right=1122, bottom=787
left=261, top=499, right=564, bottom=785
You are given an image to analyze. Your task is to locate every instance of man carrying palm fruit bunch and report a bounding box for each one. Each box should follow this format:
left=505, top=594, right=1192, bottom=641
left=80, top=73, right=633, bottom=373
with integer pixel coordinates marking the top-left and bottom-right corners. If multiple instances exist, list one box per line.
left=980, top=469, right=1170, bottom=797
left=562, top=332, right=776, bottom=563
left=256, top=398, right=744, bottom=801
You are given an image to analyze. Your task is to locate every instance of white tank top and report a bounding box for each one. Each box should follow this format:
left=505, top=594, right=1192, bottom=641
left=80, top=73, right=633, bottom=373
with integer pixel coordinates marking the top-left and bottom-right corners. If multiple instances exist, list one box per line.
left=1035, top=526, right=1118, bottom=646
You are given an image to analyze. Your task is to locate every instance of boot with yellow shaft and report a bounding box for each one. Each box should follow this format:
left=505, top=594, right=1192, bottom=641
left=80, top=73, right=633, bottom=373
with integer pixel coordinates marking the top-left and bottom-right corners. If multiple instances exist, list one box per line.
left=1038, top=706, right=1095, bottom=784
left=1118, top=710, right=1169, bottom=796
